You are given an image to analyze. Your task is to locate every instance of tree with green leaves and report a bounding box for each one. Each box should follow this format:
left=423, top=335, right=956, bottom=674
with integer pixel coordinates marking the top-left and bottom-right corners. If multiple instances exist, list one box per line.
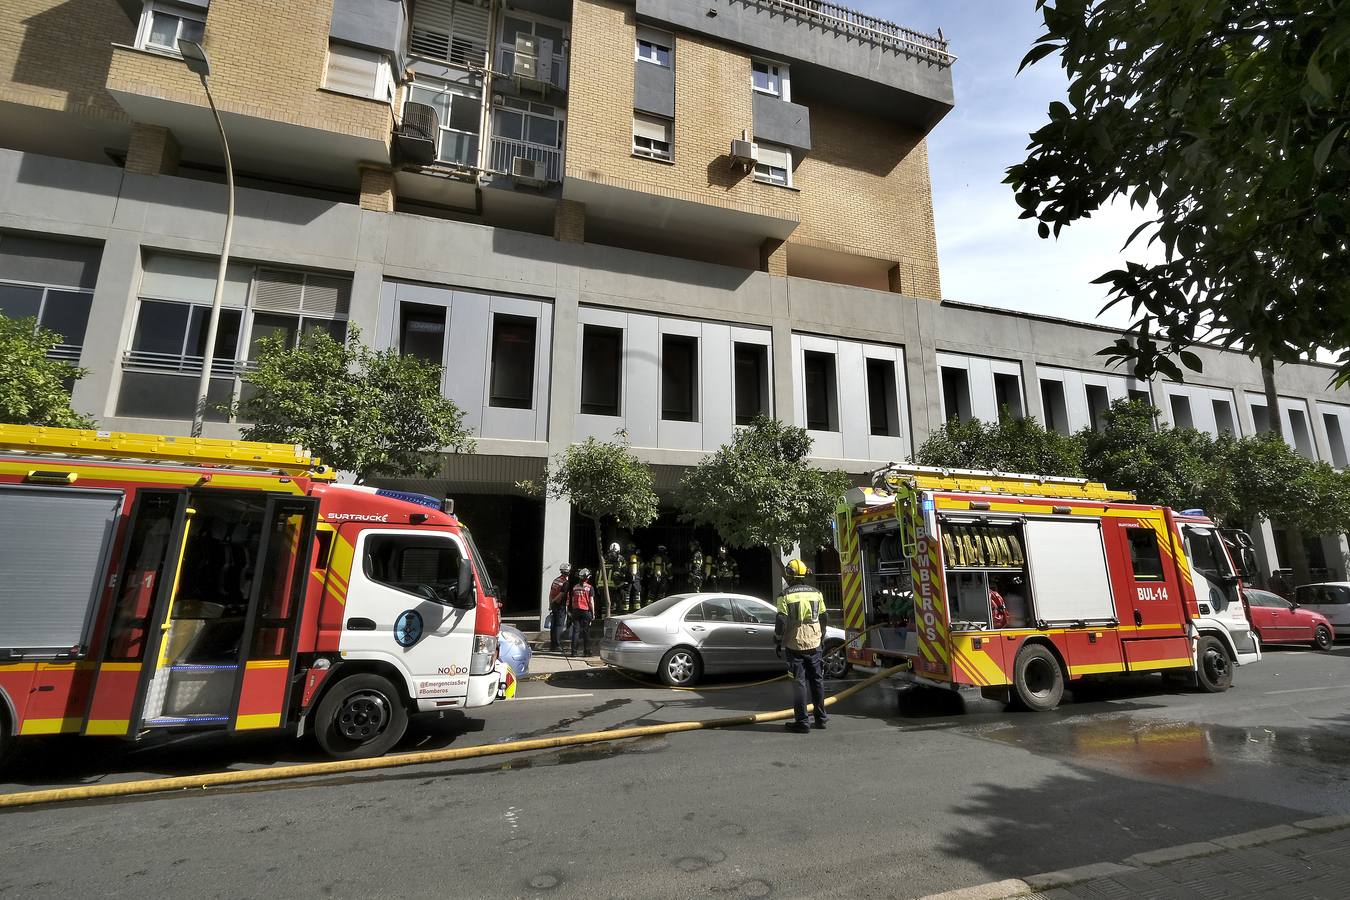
left=1008, top=1, right=1350, bottom=386
left=676, top=417, right=851, bottom=563
left=521, top=433, right=658, bottom=618
left=914, top=414, right=1085, bottom=477
left=233, top=325, right=474, bottom=481
left=0, top=313, right=94, bottom=428
left=1080, top=399, right=1225, bottom=511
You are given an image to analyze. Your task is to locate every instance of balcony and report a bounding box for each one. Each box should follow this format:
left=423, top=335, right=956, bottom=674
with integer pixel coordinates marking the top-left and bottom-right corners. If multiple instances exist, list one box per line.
left=488, top=136, right=563, bottom=183
left=754, top=0, right=953, bottom=65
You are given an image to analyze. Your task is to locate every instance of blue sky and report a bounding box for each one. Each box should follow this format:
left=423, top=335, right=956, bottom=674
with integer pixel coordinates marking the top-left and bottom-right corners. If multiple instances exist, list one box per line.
left=851, top=1, right=1146, bottom=327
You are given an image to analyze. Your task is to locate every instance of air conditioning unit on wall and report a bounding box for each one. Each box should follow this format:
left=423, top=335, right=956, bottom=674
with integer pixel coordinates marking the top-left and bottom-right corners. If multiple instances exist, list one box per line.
left=512, top=35, right=552, bottom=88
left=730, top=138, right=757, bottom=171
left=511, top=156, right=547, bottom=187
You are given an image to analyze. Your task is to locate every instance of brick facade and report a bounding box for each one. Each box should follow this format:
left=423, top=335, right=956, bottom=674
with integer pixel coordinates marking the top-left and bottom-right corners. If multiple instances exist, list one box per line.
left=124, top=123, right=179, bottom=176
left=0, top=0, right=133, bottom=124
left=358, top=165, right=396, bottom=212
left=554, top=199, right=586, bottom=243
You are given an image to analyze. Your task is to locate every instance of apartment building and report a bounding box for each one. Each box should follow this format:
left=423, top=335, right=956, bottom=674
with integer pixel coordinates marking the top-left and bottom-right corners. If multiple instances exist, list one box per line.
left=0, top=0, right=1346, bottom=617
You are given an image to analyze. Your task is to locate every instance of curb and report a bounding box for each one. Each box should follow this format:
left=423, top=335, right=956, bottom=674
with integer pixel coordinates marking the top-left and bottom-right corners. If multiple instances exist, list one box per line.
left=917, top=818, right=1350, bottom=899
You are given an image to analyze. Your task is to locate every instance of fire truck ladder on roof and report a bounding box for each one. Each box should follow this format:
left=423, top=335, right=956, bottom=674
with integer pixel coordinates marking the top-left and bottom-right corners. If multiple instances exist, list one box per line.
left=869, top=463, right=1135, bottom=502
left=0, top=424, right=332, bottom=479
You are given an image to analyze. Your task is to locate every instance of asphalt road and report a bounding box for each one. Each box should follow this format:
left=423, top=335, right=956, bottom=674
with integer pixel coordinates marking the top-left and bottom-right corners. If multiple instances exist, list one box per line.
left=4, top=644, right=1350, bottom=899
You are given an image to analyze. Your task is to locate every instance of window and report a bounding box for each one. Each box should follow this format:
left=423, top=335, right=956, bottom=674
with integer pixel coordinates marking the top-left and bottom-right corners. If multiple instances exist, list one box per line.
left=407, top=82, right=482, bottom=167
left=364, top=534, right=463, bottom=603
left=803, top=350, right=838, bottom=432
left=636, top=33, right=672, bottom=67
left=580, top=324, right=622, bottom=416
left=246, top=270, right=350, bottom=359
left=1251, top=401, right=1273, bottom=434
left=1214, top=400, right=1238, bottom=437
left=751, top=60, right=789, bottom=99
left=695, top=597, right=737, bottom=622
left=941, top=367, right=971, bottom=423
left=1323, top=413, right=1348, bottom=468
left=1128, top=388, right=1150, bottom=405
left=866, top=357, right=901, bottom=437
left=0, top=283, right=93, bottom=361
left=497, top=14, right=569, bottom=88
left=399, top=303, right=445, bottom=364
left=1040, top=379, right=1069, bottom=435
left=1289, top=407, right=1315, bottom=459
left=734, top=342, right=769, bottom=425
left=136, top=1, right=205, bottom=54
left=732, top=598, right=776, bottom=625
left=410, top=0, right=491, bottom=68
left=490, top=97, right=565, bottom=180
left=117, top=299, right=241, bottom=420
left=1126, top=528, right=1164, bottom=581
left=489, top=313, right=536, bottom=409
left=754, top=142, right=791, bottom=187
left=325, top=42, right=395, bottom=102
left=1169, top=395, right=1195, bottom=430
left=1086, top=385, right=1110, bottom=432
left=633, top=113, right=673, bottom=161
left=993, top=372, right=1023, bottom=420
left=661, top=333, right=698, bottom=422
left=1246, top=590, right=1288, bottom=610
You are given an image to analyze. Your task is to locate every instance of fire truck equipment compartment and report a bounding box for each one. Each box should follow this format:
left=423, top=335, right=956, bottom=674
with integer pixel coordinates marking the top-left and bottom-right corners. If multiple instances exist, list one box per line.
left=1023, top=518, right=1116, bottom=623
left=0, top=485, right=122, bottom=656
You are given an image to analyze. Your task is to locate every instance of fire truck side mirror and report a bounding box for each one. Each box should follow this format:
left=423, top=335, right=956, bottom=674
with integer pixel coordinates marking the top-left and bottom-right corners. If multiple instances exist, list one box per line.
left=451, top=574, right=477, bottom=610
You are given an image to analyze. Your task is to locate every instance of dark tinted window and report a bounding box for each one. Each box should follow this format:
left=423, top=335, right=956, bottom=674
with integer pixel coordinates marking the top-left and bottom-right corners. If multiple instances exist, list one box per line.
left=489, top=313, right=536, bottom=409
left=698, top=597, right=737, bottom=622
left=364, top=534, right=463, bottom=602
left=733, top=342, right=768, bottom=424
left=661, top=333, right=698, bottom=422
left=804, top=351, right=837, bottom=431
left=866, top=357, right=900, bottom=436
left=1127, top=528, right=1164, bottom=581
left=580, top=325, right=622, bottom=416
left=400, top=303, right=445, bottom=364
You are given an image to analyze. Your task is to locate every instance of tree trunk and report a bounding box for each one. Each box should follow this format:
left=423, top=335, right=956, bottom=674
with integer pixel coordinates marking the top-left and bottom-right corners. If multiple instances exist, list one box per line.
left=591, top=516, right=612, bottom=620
left=1262, top=357, right=1312, bottom=587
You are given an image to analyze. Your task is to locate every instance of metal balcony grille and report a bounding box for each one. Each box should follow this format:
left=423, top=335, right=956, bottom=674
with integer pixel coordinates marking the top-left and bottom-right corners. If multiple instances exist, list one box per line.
left=753, top=0, right=955, bottom=65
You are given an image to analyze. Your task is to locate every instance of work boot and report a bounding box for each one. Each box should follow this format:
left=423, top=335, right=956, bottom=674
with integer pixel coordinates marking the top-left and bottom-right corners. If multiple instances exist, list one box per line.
left=813, top=720, right=827, bottom=730
left=784, top=722, right=811, bottom=734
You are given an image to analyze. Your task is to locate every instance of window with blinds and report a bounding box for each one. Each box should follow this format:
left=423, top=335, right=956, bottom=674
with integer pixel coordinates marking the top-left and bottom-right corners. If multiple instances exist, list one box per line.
left=247, top=269, right=351, bottom=359
left=633, top=113, right=673, bottom=161
left=324, top=42, right=394, bottom=102
left=754, top=142, right=791, bottom=187
left=410, top=0, right=490, bottom=68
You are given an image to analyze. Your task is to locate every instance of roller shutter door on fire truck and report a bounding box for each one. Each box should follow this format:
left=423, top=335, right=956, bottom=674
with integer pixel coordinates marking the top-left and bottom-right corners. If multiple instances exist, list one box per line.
left=0, top=486, right=123, bottom=655
left=1023, top=518, right=1115, bottom=623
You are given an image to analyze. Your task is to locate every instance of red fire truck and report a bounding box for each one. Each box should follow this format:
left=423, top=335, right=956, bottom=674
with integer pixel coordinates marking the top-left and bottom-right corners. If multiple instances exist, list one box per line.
left=0, top=425, right=511, bottom=763
left=837, top=465, right=1261, bottom=709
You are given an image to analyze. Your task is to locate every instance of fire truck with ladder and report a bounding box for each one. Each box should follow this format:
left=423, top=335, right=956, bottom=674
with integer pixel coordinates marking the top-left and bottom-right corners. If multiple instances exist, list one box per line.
left=0, top=424, right=512, bottom=764
left=836, top=464, right=1261, bottom=709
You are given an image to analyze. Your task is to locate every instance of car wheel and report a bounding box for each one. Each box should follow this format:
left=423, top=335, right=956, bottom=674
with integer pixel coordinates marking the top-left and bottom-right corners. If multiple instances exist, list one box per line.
left=314, top=673, right=409, bottom=760
left=822, top=641, right=850, bottom=679
left=1195, top=635, right=1234, bottom=693
left=1313, top=624, right=1333, bottom=652
left=1011, top=644, right=1064, bottom=712
left=658, top=647, right=703, bottom=687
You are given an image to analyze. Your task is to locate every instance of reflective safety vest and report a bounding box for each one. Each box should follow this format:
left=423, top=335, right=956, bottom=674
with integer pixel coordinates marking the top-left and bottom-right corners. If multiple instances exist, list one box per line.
left=777, top=586, right=825, bottom=651
left=570, top=583, right=595, bottom=613
left=548, top=575, right=569, bottom=606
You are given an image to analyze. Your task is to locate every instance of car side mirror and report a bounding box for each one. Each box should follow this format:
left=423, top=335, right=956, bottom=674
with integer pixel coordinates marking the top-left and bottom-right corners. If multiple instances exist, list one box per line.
left=451, top=575, right=477, bottom=610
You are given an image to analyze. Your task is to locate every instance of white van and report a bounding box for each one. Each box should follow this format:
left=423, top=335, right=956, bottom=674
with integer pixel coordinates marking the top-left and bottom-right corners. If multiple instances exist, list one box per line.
left=1292, top=582, right=1350, bottom=629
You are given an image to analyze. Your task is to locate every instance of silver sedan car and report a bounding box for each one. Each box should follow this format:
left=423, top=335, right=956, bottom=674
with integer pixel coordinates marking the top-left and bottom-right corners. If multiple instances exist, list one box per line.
left=600, top=592, right=847, bottom=686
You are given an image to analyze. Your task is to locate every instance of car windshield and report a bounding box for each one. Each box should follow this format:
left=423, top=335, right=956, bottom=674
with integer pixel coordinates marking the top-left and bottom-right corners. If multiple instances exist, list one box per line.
left=630, top=594, right=691, bottom=617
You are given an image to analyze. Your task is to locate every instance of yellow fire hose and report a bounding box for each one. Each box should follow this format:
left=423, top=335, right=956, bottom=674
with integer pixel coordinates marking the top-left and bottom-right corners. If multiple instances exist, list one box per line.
left=0, top=663, right=909, bottom=811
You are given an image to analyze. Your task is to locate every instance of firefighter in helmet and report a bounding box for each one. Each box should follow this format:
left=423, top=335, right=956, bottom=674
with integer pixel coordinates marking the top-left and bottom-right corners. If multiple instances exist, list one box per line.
left=547, top=562, right=572, bottom=651
left=711, top=545, right=739, bottom=591
left=687, top=540, right=705, bottom=592
left=623, top=542, right=643, bottom=611
left=647, top=544, right=671, bottom=602
left=568, top=568, right=596, bottom=656
left=601, top=541, right=627, bottom=614
left=775, top=559, right=829, bottom=733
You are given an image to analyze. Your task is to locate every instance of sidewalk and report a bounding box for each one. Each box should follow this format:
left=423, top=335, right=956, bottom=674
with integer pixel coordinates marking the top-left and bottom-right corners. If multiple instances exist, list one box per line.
left=523, top=649, right=605, bottom=681
left=925, top=816, right=1350, bottom=900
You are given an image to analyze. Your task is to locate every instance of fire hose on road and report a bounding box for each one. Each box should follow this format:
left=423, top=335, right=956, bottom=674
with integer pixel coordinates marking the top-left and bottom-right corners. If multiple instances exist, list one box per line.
left=0, top=662, right=909, bottom=811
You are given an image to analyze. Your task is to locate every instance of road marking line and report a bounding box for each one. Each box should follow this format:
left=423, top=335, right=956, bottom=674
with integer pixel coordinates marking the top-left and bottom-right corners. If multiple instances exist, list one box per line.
left=511, top=692, right=596, bottom=702
left=1265, top=686, right=1342, bottom=695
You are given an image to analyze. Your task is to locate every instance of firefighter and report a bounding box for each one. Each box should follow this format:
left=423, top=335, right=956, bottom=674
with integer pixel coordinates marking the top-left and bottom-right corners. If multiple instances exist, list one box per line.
left=775, top=559, right=829, bottom=733
left=600, top=541, right=626, bottom=614
left=623, top=543, right=643, bottom=611
left=569, top=568, right=596, bottom=657
left=687, top=540, right=705, bottom=592
left=547, top=562, right=572, bottom=652
left=647, top=544, right=670, bottom=602
left=712, top=545, right=739, bottom=590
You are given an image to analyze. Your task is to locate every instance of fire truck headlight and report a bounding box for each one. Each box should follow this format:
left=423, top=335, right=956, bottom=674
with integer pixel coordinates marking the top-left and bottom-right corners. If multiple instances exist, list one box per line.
left=470, top=635, right=498, bottom=676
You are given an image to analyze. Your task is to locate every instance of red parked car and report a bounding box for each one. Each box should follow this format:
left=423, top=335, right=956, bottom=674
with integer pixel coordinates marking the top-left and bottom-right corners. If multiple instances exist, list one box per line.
left=1244, top=588, right=1335, bottom=651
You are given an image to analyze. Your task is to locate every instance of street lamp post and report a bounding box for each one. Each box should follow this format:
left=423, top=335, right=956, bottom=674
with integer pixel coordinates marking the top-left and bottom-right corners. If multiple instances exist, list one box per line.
left=179, top=38, right=235, bottom=438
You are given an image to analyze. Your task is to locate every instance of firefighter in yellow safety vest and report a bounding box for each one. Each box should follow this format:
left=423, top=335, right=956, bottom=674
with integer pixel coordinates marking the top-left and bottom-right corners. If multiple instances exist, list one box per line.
left=775, top=559, right=829, bottom=734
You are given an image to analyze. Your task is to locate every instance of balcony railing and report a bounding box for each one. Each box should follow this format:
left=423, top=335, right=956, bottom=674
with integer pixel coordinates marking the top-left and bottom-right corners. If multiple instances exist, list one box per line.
left=47, top=344, right=82, bottom=363
left=754, top=0, right=955, bottom=65
left=488, top=136, right=563, bottom=183
left=409, top=33, right=490, bottom=70
left=122, top=350, right=253, bottom=376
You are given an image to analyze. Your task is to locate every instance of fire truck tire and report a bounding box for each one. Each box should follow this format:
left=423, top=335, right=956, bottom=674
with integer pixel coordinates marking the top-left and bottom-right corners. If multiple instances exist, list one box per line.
left=314, top=673, right=409, bottom=760
left=1195, top=636, right=1233, bottom=693
left=1011, top=644, right=1064, bottom=712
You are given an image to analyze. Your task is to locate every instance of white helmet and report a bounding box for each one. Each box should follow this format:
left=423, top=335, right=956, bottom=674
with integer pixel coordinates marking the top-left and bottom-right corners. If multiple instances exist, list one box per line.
left=609, top=541, right=621, bottom=554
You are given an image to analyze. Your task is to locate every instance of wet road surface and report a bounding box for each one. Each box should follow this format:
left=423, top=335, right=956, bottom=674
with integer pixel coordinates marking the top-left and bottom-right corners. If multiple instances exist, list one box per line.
left=3, top=645, right=1350, bottom=898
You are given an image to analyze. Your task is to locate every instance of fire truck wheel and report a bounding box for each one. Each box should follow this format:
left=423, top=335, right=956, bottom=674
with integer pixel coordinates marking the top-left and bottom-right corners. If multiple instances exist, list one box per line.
left=1196, top=636, right=1233, bottom=693
left=659, top=647, right=703, bottom=686
left=314, top=673, right=409, bottom=759
left=1313, top=625, right=1334, bottom=652
left=1011, top=644, right=1064, bottom=712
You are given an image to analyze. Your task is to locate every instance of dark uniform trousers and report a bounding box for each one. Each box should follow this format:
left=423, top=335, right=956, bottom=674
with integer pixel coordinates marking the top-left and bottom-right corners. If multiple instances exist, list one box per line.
left=786, top=647, right=827, bottom=727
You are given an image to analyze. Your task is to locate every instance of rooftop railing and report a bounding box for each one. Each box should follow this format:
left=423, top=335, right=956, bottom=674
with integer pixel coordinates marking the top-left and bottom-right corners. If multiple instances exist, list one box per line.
left=753, top=0, right=956, bottom=66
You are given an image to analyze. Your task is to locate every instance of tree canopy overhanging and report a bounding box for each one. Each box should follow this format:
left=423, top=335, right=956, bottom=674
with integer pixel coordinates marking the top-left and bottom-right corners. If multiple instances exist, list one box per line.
left=1007, top=0, right=1350, bottom=383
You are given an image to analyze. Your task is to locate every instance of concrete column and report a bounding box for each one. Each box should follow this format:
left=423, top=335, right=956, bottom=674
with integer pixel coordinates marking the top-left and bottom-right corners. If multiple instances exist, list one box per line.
left=535, top=278, right=581, bottom=622
left=907, top=294, right=942, bottom=448
left=358, top=165, right=396, bottom=212
left=539, top=495, right=573, bottom=626
left=553, top=199, right=585, bottom=243
left=124, top=124, right=180, bottom=176
left=759, top=238, right=787, bottom=276
left=346, top=260, right=384, bottom=338
left=71, top=233, right=143, bottom=421
left=769, top=276, right=795, bottom=425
